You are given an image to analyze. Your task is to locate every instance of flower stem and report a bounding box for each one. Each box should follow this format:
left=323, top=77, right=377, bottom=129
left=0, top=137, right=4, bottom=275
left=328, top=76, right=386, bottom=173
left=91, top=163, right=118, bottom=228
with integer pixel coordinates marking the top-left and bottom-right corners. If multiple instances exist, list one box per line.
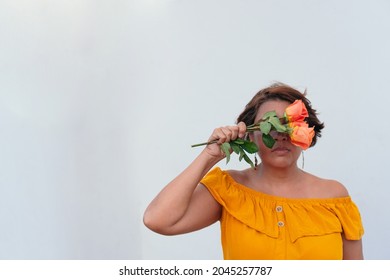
left=190, top=140, right=218, bottom=148
left=191, top=117, right=287, bottom=148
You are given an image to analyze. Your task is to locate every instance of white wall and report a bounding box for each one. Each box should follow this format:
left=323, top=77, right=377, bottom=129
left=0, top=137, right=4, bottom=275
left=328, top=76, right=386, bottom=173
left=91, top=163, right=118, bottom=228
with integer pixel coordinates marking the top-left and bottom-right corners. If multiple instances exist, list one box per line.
left=0, top=0, right=389, bottom=259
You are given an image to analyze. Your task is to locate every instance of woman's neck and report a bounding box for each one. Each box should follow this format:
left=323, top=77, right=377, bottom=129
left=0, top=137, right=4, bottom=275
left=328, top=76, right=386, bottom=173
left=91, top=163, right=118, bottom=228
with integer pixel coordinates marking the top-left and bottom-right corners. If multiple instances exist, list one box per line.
left=255, top=163, right=304, bottom=189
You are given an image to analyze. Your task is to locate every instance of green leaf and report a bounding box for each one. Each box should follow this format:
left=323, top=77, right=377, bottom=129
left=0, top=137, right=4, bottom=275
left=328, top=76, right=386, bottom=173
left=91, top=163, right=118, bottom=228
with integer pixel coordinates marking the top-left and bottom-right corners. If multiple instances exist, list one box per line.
left=269, top=116, right=287, bottom=133
left=262, top=133, right=276, bottom=148
left=239, top=150, right=245, bottom=161
left=259, top=121, right=272, bottom=134
left=230, top=141, right=242, bottom=154
left=232, top=138, right=244, bottom=145
left=241, top=140, right=259, bottom=154
left=242, top=153, right=255, bottom=169
left=221, top=142, right=231, bottom=163
left=217, top=139, right=259, bottom=169
left=262, top=111, right=277, bottom=120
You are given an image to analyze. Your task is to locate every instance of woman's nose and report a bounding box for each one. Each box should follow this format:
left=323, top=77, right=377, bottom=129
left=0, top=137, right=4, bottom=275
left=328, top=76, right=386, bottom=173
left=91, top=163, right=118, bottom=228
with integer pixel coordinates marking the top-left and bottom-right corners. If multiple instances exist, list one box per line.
left=271, top=131, right=288, bottom=141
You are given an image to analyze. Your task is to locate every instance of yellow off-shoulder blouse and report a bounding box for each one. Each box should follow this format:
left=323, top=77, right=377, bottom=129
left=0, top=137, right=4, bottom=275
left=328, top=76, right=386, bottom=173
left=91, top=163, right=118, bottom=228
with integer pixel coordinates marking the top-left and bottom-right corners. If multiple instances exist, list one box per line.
left=200, top=167, right=364, bottom=260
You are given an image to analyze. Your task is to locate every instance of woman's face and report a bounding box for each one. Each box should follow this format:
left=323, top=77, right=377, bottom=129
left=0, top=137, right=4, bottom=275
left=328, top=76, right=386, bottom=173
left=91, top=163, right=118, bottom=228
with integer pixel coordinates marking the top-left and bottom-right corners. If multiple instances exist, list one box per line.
left=250, top=99, right=302, bottom=168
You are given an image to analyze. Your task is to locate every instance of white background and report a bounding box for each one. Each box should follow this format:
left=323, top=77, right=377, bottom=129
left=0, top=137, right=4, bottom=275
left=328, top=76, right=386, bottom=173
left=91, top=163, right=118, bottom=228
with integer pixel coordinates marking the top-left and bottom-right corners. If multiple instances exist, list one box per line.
left=0, top=0, right=389, bottom=259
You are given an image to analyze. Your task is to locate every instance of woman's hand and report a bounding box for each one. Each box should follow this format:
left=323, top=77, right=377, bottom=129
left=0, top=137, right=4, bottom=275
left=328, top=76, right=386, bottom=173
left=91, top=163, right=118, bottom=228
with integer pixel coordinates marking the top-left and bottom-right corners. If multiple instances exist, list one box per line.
left=203, top=121, right=247, bottom=160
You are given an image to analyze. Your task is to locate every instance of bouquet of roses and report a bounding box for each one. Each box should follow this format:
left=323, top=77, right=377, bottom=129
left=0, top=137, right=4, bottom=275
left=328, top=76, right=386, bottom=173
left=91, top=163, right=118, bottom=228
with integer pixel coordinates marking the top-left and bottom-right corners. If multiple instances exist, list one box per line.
left=192, top=100, right=315, bottom=168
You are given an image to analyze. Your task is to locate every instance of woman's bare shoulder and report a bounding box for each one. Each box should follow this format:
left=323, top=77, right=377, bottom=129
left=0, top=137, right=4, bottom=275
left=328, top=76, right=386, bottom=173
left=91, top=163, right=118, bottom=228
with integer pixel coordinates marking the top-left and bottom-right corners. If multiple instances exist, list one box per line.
left=226, top=168, right=253, bottom=184
left=306, top=172, right=350, bottom=198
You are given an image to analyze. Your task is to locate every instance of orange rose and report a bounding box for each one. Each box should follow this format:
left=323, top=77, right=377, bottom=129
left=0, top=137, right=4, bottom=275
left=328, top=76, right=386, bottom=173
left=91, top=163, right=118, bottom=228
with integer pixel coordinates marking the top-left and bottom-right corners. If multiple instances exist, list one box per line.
left=285, top=100, right=308, bottom=123
left=289, top=121, right=315, bottom=150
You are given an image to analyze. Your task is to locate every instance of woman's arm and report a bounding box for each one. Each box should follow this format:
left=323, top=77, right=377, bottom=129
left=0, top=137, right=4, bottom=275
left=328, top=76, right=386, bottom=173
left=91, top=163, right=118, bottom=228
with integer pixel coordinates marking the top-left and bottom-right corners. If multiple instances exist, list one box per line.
left=342, top=235, right=364, bottom=260
left=143, top=150, right=221, bottom=235
left=143, top=123, right=246, bottom=235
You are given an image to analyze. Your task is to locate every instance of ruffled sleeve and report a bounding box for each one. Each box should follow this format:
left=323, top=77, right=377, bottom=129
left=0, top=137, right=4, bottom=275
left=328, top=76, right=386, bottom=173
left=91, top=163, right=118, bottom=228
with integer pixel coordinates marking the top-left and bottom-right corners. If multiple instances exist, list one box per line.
left=284, top=198, right=364, bottom=242
left=200, top=167, right=279, bottom=238
left=331, top=199, right=364, bottom=240
left=200, top=167, right=364, bottom=243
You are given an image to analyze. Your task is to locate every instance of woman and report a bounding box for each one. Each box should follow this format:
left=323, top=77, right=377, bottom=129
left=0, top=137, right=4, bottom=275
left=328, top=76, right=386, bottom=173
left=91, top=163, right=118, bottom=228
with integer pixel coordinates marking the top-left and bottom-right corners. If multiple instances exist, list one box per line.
left=143, top=83, right=364, bottom=260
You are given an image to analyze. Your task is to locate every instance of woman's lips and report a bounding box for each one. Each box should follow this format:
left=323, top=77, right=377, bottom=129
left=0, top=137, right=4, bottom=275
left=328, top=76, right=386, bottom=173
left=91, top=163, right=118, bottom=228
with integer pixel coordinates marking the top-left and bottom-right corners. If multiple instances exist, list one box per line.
left=271, top=146, right=290, bottom=153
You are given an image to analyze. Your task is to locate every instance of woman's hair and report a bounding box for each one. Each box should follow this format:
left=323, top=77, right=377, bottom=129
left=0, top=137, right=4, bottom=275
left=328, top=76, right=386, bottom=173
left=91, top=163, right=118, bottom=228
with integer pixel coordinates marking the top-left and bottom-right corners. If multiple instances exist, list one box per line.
left=236, top=82, right=325, bottom=147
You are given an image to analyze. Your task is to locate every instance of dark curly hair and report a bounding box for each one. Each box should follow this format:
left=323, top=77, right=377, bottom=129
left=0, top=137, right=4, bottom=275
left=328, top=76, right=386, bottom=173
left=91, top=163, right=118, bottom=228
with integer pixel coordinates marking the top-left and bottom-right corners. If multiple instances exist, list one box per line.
left=236, top=82, right=325, bottom=147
